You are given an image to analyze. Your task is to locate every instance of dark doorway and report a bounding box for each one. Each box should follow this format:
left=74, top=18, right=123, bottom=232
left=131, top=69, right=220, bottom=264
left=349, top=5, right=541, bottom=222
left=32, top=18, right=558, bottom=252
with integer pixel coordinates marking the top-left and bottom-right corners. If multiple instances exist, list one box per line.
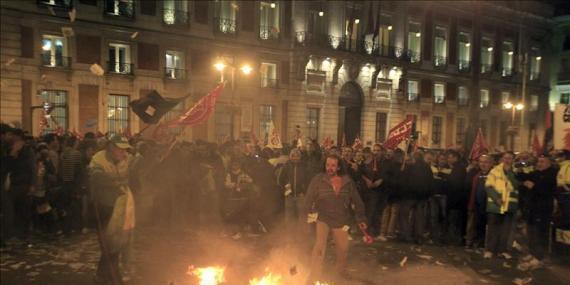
left=338, top=81, right=363, bottom=145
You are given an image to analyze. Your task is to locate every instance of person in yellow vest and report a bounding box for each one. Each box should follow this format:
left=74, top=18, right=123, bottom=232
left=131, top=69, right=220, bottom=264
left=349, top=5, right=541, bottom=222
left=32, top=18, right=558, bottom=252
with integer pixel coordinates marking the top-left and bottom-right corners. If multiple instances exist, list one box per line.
left=557, top=151, right=570, bottom=192
left=90, top=135, right=134, bottom=285
left=484, top=152, right=520, bottom=259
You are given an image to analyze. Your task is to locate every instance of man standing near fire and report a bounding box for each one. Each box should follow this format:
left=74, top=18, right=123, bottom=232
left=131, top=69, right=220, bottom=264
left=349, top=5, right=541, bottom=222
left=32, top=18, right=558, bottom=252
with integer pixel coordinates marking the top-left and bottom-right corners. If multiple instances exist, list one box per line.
left=305, top=154, right=367, bottom=281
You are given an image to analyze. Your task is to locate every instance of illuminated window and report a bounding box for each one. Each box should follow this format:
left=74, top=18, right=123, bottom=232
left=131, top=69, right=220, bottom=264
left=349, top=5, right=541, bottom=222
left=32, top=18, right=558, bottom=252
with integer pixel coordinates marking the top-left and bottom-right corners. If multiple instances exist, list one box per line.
left=434, top=26, right=447, bottom=66
left=481, top=37, right=493, bottom=73
left=480, top=89, right=490, bottom=108
left=434, top=83, right=445, bottom=104
left=165, top=50, right=184, bottom=79
left=41, top=35, right=68, bottom=67
left=458, top=32, right=471, bottom=71
left=260, top=62, right=278, bottom=88
left=259, top=1, right=280, bottom=40
left=407, top=80, right=419, bottom=101
left=108, top=43, right=132, bottom=74
left=107, top=94, right=129, bottom=135
left=259, top=105, right=275, bottom=141
left=40, top=90, right=68, bottom=134
left=407, top=21, right=422, bottom=62
left=163, top=0, right=188, bottom=25
left=502, top=41, right=514, bottom=77
left=306, top=108, right=320, bottom=140
left=458, top=86, right=469, bottom=106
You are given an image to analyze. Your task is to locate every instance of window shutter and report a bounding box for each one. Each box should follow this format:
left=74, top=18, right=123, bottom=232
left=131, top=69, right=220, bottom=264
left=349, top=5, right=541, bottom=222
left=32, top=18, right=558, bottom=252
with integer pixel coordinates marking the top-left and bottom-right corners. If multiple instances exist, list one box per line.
left=241, top=1, right=255, bottom=32
left=423, top=11, right=432, bottom=61
left=447, top=82, right=457, bottom=101
left=449, top=18, right=457, bottom=64
left=137, top=43, right=159, bottom=70
left=76, top=35, right=101, bottom=64
left=20, top=26, right=34, bottom=58
left=140, top=0, right=156, bottom=16
left=195, top=1, right=209, bottom=24
left=281, top=61, right=289, bottom=85
left=421, top=79, right=432, bottom=98
left=282, top=1, right=291, bottom=38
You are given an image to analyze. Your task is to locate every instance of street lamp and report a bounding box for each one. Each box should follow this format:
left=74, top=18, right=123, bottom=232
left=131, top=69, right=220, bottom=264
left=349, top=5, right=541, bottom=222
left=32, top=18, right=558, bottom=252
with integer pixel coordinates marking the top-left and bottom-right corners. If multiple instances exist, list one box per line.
left=503, top=101, right=525, bottom=150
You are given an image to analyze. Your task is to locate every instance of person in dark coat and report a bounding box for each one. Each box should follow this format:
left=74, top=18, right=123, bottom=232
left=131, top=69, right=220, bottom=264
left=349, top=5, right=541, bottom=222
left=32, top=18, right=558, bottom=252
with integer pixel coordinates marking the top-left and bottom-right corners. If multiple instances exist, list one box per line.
left=518, top=156, right=558, bottom=270
left=277, top=148, right=308, bottom=231
left=446, top=150, right=467, bottom=245
left=360, top=143, right=386, bottom=237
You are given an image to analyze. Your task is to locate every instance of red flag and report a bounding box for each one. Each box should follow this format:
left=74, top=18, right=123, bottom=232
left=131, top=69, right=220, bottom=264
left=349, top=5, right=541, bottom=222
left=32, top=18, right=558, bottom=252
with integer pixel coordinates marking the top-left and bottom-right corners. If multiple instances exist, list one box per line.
left=383, top=118, right=414, bottom=149
left=469, top=128, right=489, bottom=161
left=321, top=136, right=333, bottom=150
left=532, top=133, right=543, bottom=155
left=165, top=84, right=224, bottom=127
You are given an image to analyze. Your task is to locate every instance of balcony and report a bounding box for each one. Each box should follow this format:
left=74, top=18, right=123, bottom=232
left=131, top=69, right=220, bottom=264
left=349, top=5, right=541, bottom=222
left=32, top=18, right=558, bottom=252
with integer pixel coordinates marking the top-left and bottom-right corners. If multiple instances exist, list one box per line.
left=165, top=67, right=185, bottom=80
left=162, top=9, right=189, bottom=26
left=41, top=52, right=71, bottom=68
left=295, top=31, right=328, bottom=48
left=259, top=25, right=279, bottom=41
left=261, top=78, right=278, bottom=89
left=104, top=0, right=134, bottom=19
left=502, top=67, right=514, bottom=77
left=107, top=61, right=134, bottom=75
left=434, top=55, right=447, bottom=67
left=480, top=63, right=493, bottom=74
left=458, top=60, right=471, bottom=72
left=214, top=17, right=237, bottom=35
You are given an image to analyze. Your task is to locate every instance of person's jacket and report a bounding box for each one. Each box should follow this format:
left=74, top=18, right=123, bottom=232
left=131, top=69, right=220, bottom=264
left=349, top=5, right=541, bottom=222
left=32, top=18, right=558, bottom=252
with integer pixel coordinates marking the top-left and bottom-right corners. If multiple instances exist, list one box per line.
left=5, top=144, right=36, bottom=190
left=89, top=150, right=131, bottom=208
left=557, top=160, right=570, bottom=187
left=447, top=162, right=467, bottom=208
left=277, top=160, right=308, bottom=197
left=485, top=163, right=520, bottom=214
left=400, top=160, right=433, bottom=200
left=431, top=165, right=451, bottom=195
left=526, top=166, right=558, bottom=218
left=305, top=173, right=366, bottom=228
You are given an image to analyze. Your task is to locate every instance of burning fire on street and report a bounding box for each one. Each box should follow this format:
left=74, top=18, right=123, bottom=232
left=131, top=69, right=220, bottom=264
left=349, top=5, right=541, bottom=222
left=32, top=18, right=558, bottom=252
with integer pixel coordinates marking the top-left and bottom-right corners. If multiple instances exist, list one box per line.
left=187, top=265, right=329, bottom=285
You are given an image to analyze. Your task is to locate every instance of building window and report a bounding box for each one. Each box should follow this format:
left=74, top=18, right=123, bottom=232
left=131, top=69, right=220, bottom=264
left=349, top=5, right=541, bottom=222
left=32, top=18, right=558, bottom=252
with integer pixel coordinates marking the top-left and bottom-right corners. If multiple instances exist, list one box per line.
left=375, top=112, right=388, bottom=142
left=40, top=90, right=68, bottom=134
left=107, top=94, right=129, bottom=135
left=306, top=108, right=320, bottom=140
left=343, top=4, right=361, bottom=52
left=259, top=1, right=280, bottom=40
left=259, top=105, right=275, bottom=141
left=501, top=91, right=510, bottom=105
left=456, top=118, right=466, bottom=146
left=434, top=26, right=447, bottom=66
left=458, top=32, right=471, bottom=71
left=481, top=37, right=493, bottom=73
left=407, top=21, right=422, bottom=63
left=502, top=41, right=514, bottom=77
left=530, top=95, right=539, bottom=111
left=434, top=83, right=445, bottom=104
left=561, top=92, right=570, bottom=104
left=41, top=35, right=69, bottom=68
left=458, top=86, right=469, bottom=106
left=432, top=116, right=443, bottom=146
left=163, top=0, right=188, bottom=25
left=260, top=62, right=278, bottom=88
left=530, top=47, right=541, bottom=80
left=108, top=43, right=132, bottom=74
left=165, top=50, right=185, bottom=79
left=407, top=80, right=419, bottom=101
left=215, top=0, right=238, bottom=34
left=480, top=89, right=490, bottom=108
left=104, top=0, right=134, bottom=18
left=369, top=14, right=392, bottom=56
left=215, top=104, right=233, bottom=142
left=306, top=69, right=326, bottom=93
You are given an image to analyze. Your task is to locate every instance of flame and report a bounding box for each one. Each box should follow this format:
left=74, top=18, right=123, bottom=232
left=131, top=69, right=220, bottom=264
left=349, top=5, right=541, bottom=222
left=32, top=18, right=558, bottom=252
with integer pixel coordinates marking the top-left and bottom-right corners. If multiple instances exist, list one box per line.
left=249, top=272, right=282, bottom=285
left=188, top=266, right=225, bottom=285
left=315, top=282, right=330, bottom=285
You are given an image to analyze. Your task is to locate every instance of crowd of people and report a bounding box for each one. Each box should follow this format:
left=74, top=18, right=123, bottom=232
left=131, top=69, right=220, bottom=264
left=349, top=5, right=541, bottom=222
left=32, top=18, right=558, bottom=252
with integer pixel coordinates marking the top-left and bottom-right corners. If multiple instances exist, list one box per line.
left=1, top=122, right=569, bottom=284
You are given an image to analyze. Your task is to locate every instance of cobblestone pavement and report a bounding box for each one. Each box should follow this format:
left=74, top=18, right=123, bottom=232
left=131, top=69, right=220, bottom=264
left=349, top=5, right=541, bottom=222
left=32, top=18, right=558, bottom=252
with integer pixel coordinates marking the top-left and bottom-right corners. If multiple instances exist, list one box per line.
left=1, top=228, right=569, bottom=285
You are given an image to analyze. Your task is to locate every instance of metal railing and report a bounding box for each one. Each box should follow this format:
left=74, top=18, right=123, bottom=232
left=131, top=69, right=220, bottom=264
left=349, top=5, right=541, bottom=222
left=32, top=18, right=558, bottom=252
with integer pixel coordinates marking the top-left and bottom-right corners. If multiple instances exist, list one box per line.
left=294, top=31, right=329, bottom=48
left=480, top=63, right=493, bottom=74
left=104, top=0, right=134, bottom=19
left=406, top=50, right=421, bottom=63
left=162, top=9, right=189, bottom=25
left=458, top=60, right=471, bottom=72
left=165, top=67, right=185, bottom=79
left=41, top=52, right=71, bottom=68
left=107, top=61, right=134, bottom=75
left=261, top=78, right=278, bottom=88
left=407, top=93, right=420, bottom=102
left=259, top=25, right=279, bottom=40
left=434, top=55, right=447, bottom=67
left=502, top=67, right=514, bottom=77
left=214, top=17, right=237, bottom=35
left=37, top=0, right=71, bottom=9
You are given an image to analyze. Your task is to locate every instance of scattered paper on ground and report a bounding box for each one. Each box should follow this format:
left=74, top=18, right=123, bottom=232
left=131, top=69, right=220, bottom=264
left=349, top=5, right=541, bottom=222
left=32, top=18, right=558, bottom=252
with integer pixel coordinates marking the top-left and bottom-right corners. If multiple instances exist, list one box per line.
left=513, top=277, right=533, bottom=285
left=399, top=256, right=408, bottom=267
left=417, top=254, right=433, bottom=260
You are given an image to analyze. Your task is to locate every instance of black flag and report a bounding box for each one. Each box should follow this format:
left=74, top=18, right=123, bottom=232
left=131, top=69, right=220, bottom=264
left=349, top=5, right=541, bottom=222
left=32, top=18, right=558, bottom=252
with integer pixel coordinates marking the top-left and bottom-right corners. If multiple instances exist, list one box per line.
left=129, top=90, right=182, bottom=124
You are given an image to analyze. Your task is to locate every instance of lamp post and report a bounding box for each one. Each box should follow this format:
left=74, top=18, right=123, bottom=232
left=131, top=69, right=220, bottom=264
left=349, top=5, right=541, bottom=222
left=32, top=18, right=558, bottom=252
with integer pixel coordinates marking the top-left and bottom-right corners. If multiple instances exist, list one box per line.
left=503, top=101, right=524, bottom=150
left=213, top=60, right=253, bottom=139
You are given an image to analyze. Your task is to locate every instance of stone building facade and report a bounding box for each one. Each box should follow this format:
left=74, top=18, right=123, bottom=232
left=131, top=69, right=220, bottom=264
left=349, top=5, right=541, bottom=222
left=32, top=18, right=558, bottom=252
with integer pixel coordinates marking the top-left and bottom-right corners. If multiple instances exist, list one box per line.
left=0, top=0, right=556, bottom=151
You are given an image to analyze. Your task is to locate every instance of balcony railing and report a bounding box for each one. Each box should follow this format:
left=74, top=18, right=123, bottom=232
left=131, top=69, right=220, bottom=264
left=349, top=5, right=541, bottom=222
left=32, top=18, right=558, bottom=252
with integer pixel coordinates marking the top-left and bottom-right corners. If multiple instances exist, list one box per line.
left=407, top=93, right=420, bottom=102
left=107, top=61, right=134, bottom=75
left=162, top=9, right=189, bottom=25
left=530, top=71, right=540, bottom=81
left=259, top=25, right=279, bottom=40
left=502, top=67, right=514, bottom=77
left=458, top=60, right=471, bottom=72
left=434, top=55, right=447, bottom=67
left=165, top=67, right=185, bottom=79
left=406, top=50, right=421, bottom=63
left=261, top=78, right=278, bottom=88
left=295, top=31, right=329, bottom=48
left=37, top=0, right=71, bottom=9
left=104, top=0, right=134, bottom=19
left=481, top=63, right=493, bottom=74
left=41, top=52, right=71, bottom=68
left=215, top=17, right=237, bottom=35
left=368, top=44, right=402, bottom=59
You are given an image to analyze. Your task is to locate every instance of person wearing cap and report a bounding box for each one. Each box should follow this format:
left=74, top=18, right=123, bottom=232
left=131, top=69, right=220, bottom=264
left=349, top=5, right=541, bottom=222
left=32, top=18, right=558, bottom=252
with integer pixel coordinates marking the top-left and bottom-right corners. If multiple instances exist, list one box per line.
left=89, top=134, right=134, bottom=285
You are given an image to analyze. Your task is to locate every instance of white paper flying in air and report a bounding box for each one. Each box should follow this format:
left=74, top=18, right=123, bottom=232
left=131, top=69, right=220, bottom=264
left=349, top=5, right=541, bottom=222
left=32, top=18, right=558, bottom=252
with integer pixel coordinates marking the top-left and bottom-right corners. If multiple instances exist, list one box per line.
left=89, top=63, right=104, bottom=76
